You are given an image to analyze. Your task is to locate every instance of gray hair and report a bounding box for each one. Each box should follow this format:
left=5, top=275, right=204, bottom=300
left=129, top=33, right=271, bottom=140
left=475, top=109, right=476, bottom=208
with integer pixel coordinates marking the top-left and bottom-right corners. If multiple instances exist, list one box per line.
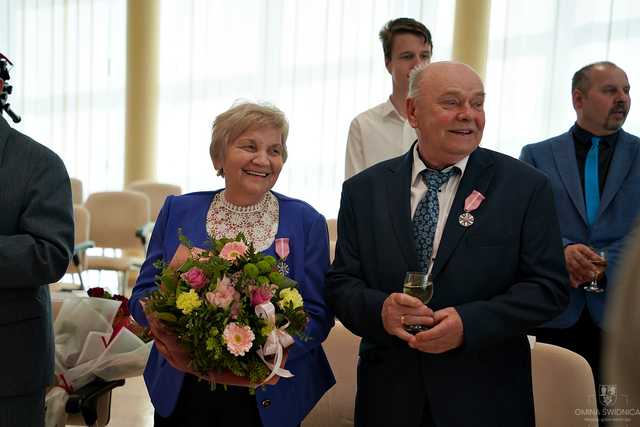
left=210, top=101, right=289, bottom=176
left=407, top=61, right=431, bottom=99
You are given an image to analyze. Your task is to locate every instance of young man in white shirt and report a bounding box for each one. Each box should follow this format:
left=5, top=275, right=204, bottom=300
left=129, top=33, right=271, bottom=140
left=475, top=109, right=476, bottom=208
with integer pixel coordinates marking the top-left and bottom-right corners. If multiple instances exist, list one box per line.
left=344, top=18, right=432, bottom=179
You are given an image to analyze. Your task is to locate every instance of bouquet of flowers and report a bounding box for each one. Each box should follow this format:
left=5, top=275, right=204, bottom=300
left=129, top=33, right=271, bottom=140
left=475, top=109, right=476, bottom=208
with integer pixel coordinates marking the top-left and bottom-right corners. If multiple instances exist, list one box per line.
left=87, top=287, right=152, bottom=343
left=46, top=292, right=153, bottom=427
left=145, top=233, right=308, bottom=385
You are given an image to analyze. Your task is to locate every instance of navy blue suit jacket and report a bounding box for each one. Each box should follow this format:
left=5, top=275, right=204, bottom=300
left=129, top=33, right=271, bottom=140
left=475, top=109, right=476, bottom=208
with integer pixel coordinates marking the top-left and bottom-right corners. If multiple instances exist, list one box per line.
left=0, top=116, right=73, bottom=396
left=326, top=145, right=569, bottom=427
left=520, top=127, right=640, bottom=328
left=129, top=191, right=335, bottom=427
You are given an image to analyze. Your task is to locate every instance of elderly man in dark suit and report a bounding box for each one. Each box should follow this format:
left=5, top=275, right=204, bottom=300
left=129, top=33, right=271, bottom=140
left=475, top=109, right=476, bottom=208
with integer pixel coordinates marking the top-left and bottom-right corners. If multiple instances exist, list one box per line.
left=326, top=61, right=569, bottom=426
left=0, top=54, right=74, bottom=427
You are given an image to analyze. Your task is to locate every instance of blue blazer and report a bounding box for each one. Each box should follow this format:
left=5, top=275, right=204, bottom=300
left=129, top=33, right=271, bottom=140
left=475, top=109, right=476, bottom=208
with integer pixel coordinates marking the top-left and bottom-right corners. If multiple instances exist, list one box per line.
left=129, top=191, right=335, bottom=427
left=520, top=127, right=640, bottom=328
left=326, top=145, right=569, bottom=427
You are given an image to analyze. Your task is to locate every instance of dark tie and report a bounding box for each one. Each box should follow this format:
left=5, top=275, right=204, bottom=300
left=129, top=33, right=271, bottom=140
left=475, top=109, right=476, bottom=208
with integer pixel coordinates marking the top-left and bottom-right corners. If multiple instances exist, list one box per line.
left=584, top=136, right=600, bottom=225
left=413, top=167, right=459, bottom=272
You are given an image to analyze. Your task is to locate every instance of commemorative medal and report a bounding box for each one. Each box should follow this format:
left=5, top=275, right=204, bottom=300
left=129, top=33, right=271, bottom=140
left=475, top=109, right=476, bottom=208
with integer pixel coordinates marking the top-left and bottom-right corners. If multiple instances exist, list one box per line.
left=458, top=212, right=475, bottom=227
left=459, top=190, right=486, bottom=228
left=275, top=237, right=291, bottom=277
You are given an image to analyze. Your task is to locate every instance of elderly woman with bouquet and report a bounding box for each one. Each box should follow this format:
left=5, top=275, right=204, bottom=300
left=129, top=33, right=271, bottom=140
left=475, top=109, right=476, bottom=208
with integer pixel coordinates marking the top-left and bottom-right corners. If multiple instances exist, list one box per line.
left=129, top=102, right=335, bottom=427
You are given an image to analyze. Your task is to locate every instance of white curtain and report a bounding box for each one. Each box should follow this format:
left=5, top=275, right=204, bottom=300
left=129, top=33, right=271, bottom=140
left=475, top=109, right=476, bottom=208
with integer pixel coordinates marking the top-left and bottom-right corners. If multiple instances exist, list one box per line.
left=155, top=0, right=455, bottom=218
left=0, top=0, right=127, bottom=200
left=484, top=0, right=640, bottom=158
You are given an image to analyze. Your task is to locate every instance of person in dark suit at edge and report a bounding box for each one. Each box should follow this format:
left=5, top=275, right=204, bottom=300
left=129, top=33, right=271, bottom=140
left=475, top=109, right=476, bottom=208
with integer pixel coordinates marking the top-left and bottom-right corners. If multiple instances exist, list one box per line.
left=326, top=61, right=570, bottom=426
left=0, top=53, right=74, bottom=427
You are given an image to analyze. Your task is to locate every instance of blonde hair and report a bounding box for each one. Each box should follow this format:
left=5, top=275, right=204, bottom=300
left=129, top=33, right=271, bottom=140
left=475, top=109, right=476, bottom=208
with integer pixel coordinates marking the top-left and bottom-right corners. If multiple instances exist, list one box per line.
left=210, top=101, right=289, bottom=175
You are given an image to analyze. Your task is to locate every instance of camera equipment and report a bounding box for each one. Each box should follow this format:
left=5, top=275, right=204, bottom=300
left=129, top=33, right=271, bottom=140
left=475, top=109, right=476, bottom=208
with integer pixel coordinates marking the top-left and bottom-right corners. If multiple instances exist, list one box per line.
left=0, top=53, right=22, bottom=123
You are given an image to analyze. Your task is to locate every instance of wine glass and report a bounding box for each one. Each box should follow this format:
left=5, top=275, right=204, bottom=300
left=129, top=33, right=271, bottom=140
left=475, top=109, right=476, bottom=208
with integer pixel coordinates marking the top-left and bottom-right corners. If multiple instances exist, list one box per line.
left=402, top=271, right=434, bottom=334
left=584, top=249, right=607, bottom=293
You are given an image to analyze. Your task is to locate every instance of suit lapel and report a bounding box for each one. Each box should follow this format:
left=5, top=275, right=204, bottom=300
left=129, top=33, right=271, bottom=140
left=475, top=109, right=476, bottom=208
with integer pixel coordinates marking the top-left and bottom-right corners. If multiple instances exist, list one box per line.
left=599, top=130, right=639, bottom=217
left=385, top=147, right=418, bottom=271
left=432, top=148, right=494, bottom=278
left=551, top=134, right=587, bottom=224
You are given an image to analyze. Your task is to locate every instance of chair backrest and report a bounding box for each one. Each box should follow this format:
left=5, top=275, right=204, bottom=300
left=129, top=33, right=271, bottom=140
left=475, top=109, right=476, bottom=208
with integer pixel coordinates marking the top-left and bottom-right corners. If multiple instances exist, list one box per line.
left=303, top=321, right=359, bottom=427
left=329, top=240, right=336, bottom=264
left=531, top=342, right=597, bottom=427
left=84, top=191, right=150, bottom=251
left=72, top=205, right=91, bottom=271
left=127, top=180, right=182, bottom=221
left=70, top=177, right=83, bottom=205
left=326, top=218, right=337, bottom=243
left=73, top=205, right=90, bottom=245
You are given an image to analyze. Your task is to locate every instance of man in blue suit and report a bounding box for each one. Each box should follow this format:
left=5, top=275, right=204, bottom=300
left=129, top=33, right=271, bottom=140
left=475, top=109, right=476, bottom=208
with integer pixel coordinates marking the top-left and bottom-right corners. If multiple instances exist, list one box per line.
left=327, top=61, right=569, bottom=426
left=520, top=61, right=638, bottom=406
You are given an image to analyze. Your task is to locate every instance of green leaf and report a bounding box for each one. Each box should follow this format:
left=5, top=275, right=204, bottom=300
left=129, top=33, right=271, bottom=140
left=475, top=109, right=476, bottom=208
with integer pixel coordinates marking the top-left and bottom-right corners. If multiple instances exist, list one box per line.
left=156, top=312, right=178, bottom=323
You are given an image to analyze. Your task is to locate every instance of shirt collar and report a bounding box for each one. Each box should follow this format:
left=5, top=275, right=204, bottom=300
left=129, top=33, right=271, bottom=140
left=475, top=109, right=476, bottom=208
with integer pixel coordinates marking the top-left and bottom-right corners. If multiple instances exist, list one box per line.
left=572, top=122, right=618, bottom=147
left=382, top=98, right=405, bottom=121
left=411, top=143, right=469, bottom=187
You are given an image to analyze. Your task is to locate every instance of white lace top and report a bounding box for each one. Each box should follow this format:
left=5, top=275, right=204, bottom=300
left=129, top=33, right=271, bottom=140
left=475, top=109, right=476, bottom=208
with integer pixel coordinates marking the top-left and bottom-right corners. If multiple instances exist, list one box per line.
left=206, top=191, right=279, bottom=252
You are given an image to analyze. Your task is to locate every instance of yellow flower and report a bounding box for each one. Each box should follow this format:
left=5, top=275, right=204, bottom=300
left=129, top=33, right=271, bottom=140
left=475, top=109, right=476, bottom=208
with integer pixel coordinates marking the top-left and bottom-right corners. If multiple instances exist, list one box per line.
left=260, top=324, right=274, bottom=337
left=278, top=288, right=303, bottom=310
left=176, top=289, right=202, bottom=314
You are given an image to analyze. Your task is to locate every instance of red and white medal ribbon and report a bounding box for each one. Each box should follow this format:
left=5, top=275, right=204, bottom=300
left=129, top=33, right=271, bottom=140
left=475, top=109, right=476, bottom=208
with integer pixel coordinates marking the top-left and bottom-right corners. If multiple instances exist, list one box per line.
left=275, top=238, right=290, bottom=259
left=275, top=238, right=290, bottom=276
left=459, top=190, right=485, bottom=227
left=255, top=302, right=294, bottom=384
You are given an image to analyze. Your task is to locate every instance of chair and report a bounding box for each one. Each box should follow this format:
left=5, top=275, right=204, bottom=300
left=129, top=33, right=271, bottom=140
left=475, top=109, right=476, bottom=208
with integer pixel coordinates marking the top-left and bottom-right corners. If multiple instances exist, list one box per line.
left=50, top=205, right=94, bottom=292
left=326, top=218, right=337, bottom=242
left=84, top=191, right=150, bottom=294
left=70, top=177, right=83, bottom=205
left=303, top=321, right=359, bottom=427
left=531, top=342, right=597, bottom=427
left=127, top=180, right=182, bottom=221
left=65, top=378, right=125, bottom=426
left=326, top=219, right=337, bottom=263
left=329, top=240, right=337, bottom=263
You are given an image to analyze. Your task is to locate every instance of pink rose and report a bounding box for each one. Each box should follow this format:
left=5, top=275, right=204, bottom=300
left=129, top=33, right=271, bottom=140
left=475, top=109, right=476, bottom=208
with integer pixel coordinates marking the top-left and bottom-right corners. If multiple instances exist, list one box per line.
left=219, top=241, right=248, bottom=261
left=205, top=276, right=239, bottom=310
left=180, top=267, right=208, bottom=289
left=230, top=295, right=241, bottom=320
left=223, top=323, right=255, bottom=357
left=251, top=286, right=273, bottom=306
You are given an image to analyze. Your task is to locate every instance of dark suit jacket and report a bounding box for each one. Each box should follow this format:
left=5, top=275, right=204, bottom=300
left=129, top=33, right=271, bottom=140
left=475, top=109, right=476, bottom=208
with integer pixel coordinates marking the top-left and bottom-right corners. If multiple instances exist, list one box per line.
left=520, top=127, right=640, bottom=328
left=326, top=145, right=569, bottom=427
left=0, top=116, right=73, bottom=396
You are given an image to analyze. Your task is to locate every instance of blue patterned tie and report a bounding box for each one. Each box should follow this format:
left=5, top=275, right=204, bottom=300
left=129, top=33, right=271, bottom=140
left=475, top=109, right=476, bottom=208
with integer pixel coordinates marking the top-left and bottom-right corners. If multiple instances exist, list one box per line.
left=584, top=136, right=600, bottom=225
left=413, top=168, right=460, bottom=272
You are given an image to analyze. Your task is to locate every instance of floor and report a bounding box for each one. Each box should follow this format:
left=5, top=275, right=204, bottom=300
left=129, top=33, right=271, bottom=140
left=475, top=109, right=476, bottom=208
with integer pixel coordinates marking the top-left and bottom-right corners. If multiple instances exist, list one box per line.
left=107, top=375, right=154, bottom=427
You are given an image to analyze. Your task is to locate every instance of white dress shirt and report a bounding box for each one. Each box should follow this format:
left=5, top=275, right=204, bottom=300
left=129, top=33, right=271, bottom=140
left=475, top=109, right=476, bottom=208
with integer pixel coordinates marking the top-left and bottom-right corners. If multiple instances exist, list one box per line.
left=410, top=144, right=469, bottom=273
left=345, top=99, right=417, bottom=179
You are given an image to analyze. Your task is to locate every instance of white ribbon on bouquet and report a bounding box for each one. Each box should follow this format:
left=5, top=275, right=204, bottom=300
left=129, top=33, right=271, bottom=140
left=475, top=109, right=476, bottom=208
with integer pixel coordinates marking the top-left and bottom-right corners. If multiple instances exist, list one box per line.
left=254, top=302, right=294, bottom=384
